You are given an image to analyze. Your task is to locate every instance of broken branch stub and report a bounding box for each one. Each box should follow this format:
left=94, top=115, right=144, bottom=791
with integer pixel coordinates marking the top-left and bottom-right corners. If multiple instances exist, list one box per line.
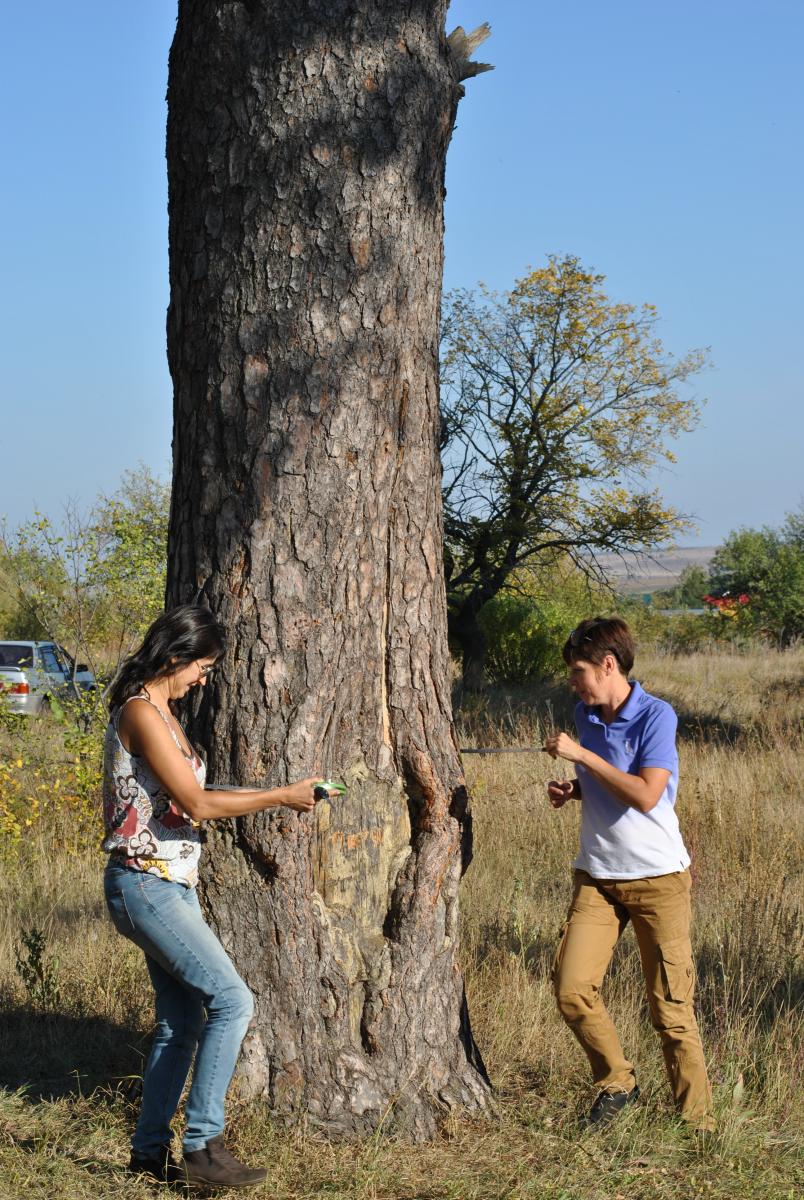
left=447, top=23, right=494, bottom=83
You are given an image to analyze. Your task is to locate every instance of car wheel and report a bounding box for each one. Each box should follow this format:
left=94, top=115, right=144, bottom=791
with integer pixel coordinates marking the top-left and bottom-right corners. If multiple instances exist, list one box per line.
left=38, top=695, right=51, bottom=716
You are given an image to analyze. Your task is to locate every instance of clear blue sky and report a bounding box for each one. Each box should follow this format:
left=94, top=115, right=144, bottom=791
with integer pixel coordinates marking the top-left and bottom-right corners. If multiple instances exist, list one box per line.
left=2, top=0, right=802, bottom=545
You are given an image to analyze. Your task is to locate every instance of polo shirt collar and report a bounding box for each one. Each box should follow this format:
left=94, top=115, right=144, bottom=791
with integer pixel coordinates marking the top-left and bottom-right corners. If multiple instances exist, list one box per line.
left=616, top=679, right=645, bottom=721
left=584, top=679, right=645, bottom=724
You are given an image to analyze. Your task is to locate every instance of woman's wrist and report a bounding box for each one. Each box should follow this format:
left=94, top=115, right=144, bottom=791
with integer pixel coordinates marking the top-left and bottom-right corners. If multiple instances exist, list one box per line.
left=263, top=788, right=286, bottom=809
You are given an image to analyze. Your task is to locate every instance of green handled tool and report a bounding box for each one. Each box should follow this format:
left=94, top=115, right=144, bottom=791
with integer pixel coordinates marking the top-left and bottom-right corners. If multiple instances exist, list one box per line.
left=314, top=780, right=347, bottom=800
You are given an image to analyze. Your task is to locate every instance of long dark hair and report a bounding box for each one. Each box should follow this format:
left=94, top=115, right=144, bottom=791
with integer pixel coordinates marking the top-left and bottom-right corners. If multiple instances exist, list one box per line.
left=108, top=605, right=225, bottom=710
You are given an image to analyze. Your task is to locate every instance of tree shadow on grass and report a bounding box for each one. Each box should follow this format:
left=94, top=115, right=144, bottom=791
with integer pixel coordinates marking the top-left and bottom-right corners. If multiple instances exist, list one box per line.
left=471, top=912, right=802, bottom=1041
left=694, top=933, right=804, bottom=1033
left=671, top=707, right=745, bottom=746
left=0, top=1003, right=148, bottom=1102
left=454, top=678, right=752, bottom=749
left=453, top=678, right=576, bottom=746
left=4, top=1136, right=134, bottom=1190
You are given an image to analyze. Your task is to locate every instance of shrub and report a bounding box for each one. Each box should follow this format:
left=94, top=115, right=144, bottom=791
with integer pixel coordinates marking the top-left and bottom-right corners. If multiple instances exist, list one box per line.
left=478, top=563, right=612, bottom=683
left=708, top=510, right=804, bottom=646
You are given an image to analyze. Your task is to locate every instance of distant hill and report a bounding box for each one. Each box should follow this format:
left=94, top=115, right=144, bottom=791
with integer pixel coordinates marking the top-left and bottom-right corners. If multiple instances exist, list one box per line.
left=595, top=546, right=717, bottom=595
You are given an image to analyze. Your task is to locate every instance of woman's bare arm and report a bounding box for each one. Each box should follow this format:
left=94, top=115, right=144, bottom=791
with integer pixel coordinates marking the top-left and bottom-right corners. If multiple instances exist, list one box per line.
left=544, top=732, right=670, bottom=814
left=119, top=700, right=321, bottom=819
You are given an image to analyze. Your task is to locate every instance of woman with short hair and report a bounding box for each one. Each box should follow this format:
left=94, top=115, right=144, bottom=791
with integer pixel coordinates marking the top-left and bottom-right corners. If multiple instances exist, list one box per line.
left=103, top=604, right=328, bottom=1188
left=545, top=616, right=714, bottom=1131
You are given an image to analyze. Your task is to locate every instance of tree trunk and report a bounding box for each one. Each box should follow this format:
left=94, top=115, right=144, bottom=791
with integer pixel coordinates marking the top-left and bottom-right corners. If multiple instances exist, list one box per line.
left=450, top=599, right=488, bottom=694
left=165, top=0, right=491, bottom=1138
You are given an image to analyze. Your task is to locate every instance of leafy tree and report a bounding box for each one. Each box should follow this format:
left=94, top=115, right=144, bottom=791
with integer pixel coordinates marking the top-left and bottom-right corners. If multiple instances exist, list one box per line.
left=474, top=557, right=702, bottom=684
left=0, top=517, right=77, bottom=650
left=708, top=508, right=804, bottom=645
left=0, top=548, right=62, bottom=640
left=477, top=558, right=612, bottom=683
left=87, top=466, right=170, bottom=654
left=0, top=465, right=169, bottom=681
left=654, top=564, right=709, bottom=609
left=782, top=505, right=804, bottom=548
left=440, top=255, right=706, bottom=687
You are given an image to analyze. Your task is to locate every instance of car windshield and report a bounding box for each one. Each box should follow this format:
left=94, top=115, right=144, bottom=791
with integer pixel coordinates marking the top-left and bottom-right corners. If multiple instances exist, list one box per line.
left=0, top=644, right=34, bottom=668
left=39, top=646, right=66, bottom=674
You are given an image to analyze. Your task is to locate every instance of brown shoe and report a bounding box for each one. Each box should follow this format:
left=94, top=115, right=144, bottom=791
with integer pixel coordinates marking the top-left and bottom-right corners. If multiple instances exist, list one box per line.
left=180, top=1135, right=267, bottom=1190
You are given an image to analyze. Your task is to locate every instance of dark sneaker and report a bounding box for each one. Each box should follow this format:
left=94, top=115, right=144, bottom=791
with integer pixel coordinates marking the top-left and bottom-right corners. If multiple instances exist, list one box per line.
left=581, top=1084, right=640, bottom=1129
left=180, top=1135, right=267, bottom=1190
left=128, top=1143, right=183, bottom=1183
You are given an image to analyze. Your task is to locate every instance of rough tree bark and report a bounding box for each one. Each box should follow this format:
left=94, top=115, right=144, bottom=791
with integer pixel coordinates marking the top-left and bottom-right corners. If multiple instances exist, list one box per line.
left=165, top=1, right=492, bottom=1138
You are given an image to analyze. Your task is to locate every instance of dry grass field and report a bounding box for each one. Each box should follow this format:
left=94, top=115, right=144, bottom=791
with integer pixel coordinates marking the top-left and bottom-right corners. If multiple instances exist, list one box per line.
left=0, top=648, right=802, bottom=1199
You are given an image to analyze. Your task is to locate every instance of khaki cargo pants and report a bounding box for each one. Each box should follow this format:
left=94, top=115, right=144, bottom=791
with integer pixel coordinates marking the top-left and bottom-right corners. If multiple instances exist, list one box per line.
left=552, top=868, right=714, bottom=1128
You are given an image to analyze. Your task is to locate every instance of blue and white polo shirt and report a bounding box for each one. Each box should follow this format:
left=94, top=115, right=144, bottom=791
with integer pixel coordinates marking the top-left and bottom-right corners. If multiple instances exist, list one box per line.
left=574, top=681, right=691, bottom=880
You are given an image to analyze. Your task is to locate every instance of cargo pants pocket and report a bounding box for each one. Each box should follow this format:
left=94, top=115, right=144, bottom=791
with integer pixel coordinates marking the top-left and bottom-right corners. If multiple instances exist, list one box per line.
left=658, top=935, right=694, bottom=1002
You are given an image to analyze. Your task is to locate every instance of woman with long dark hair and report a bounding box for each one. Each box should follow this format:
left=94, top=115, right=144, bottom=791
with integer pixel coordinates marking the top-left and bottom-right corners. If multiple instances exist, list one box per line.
left=103, top=605, right=325, bottom=1189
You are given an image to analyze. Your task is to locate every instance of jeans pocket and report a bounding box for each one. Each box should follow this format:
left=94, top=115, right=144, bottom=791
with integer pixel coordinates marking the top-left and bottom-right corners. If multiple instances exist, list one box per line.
left=105, top=884, right=135, bottom=936
left=658, top=935, right=694, bottom=1002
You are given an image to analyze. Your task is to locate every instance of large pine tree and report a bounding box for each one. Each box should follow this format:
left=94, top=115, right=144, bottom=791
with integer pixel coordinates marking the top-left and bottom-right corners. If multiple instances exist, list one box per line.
left=165, top=1, right=491, bottom=1137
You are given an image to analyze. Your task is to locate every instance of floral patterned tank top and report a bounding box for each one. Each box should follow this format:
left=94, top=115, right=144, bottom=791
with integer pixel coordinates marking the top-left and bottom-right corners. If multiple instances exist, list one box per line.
left=102, top=695, right=205, bottom=886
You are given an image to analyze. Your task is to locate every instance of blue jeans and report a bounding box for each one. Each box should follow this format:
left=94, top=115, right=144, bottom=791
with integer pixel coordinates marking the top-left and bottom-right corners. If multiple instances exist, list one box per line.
left=104, top=862, right=254, bottom=1154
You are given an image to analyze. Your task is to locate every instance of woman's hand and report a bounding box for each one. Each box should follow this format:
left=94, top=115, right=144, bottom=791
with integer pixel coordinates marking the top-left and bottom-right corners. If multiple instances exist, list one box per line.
left=119, top=700, right=345, bottom=820
left=547, top=779, right=576, bottom=808
left=282, top=777, right=326, bottom=813
left=544, top=732, right=585, bottom=764
left=546, top=736, right=671, bottom=815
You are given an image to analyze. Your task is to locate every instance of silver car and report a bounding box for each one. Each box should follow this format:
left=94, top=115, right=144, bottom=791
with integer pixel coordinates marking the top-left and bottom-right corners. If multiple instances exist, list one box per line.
left=0, top=641, right=96, bottom=715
